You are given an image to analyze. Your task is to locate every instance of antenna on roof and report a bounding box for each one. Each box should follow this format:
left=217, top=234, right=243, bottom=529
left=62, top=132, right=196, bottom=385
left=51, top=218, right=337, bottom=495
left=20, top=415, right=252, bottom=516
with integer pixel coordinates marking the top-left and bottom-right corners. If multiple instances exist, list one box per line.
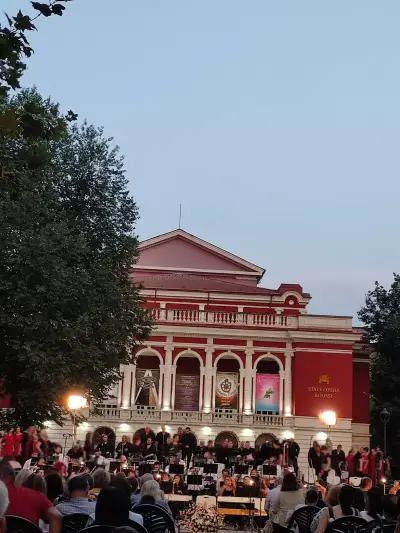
left=178, top=203, right=182, bottom=229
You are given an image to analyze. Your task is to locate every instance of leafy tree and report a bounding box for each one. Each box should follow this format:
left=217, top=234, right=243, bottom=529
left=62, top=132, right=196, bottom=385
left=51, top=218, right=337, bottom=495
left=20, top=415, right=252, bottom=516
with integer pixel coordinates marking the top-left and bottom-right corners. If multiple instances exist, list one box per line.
left=358, top=274, right=400, bottom=457
left=0, top=1, right=71, bottom=97
left=0, top=89, right=151, bottom=427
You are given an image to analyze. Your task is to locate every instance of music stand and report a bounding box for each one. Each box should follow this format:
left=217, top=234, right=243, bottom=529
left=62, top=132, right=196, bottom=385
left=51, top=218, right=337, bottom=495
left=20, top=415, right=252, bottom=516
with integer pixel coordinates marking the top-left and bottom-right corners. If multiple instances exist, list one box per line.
left=262, top=465, right=277, bottom=476
left=187, top=475, right=203, bottom=485
left=203, top=464, right=218, bottom=474
left=169, top=464, right=185, bottom=475
left=235, top=465, right=249, bottom=475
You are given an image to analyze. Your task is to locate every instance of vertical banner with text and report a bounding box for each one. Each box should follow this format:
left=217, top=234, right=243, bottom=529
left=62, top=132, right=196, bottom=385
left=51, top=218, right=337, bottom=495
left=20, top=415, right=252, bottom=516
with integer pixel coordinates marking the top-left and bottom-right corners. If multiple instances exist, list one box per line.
left=215, top=372, right=239, bottom=409
left=174, top=374, right=200, bottom=411
left=135, top=369, right=159, bottom=406
left=255, top=373, right=280, bottom=413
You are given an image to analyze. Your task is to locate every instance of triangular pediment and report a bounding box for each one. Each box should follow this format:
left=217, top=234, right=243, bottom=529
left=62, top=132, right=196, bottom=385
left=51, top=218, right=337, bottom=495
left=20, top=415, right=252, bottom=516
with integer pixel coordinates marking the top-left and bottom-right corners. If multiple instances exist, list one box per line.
left=134, top=229, right=265, bottom=280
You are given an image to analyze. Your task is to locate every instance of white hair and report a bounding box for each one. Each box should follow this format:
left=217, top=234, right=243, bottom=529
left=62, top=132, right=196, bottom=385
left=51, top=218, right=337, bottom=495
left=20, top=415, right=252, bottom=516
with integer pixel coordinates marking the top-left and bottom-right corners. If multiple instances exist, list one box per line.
left=140, top=480, right=163, bottom=500
left=0, top=480, right=9, bottom=517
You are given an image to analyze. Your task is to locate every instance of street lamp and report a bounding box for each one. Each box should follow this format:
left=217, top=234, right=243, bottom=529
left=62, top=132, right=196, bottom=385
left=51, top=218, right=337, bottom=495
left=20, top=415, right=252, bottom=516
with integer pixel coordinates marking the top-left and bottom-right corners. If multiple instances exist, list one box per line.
left=380, top=408, right=391, bottom=457
left=67, top=394, right=87, bottom=445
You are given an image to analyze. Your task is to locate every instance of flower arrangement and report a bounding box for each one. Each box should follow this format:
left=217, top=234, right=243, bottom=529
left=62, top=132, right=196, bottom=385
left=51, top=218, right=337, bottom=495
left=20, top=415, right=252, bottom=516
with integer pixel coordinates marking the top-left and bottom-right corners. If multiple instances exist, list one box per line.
left=180, top=503, right=224, bottom=533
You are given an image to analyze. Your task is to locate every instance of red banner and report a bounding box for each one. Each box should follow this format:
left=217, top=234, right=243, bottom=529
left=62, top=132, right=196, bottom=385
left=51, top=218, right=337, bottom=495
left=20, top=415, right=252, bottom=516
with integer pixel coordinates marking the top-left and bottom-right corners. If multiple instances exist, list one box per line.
left=293, top=352, right=353, bottom=418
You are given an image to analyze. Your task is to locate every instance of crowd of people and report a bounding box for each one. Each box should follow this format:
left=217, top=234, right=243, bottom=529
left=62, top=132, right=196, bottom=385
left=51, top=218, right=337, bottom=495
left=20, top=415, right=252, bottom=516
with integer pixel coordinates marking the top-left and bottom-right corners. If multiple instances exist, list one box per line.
left=0, top=424, right=398, bottom=533
left=308, top=442, right=391, bottom=485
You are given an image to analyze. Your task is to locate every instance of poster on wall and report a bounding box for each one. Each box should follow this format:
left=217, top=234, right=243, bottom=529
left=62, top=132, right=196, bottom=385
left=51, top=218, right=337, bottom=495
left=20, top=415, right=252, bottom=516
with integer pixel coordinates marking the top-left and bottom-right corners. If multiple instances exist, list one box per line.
left=215, top=372, right=239, bottom=409
left=255, top=374, right=280, bottom=413
left=135, top=369, right=159, bottom=406
left=175, top=374, right=200, bottom=411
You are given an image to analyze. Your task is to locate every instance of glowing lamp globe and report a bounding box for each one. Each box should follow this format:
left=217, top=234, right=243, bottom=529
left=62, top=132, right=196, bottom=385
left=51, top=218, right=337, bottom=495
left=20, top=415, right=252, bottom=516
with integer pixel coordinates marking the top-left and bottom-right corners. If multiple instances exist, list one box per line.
left=67, top=394, right=87, bottom=411
left=320, top=410, right=337, bottom=427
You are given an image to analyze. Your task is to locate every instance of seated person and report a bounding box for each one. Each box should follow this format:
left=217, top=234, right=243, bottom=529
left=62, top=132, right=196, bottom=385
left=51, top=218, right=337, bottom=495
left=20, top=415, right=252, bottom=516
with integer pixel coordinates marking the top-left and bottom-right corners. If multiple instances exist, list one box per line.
left=217, top=476, right=236, bottom=497
left=172, top=474, right=187, bottom=495
left=313, top=484, right=360, bottom=533
left=116, top=436, right=134, bottom=459
left=159, top=472, right=173, bottom=494
left=131, top=479, right=172, bottom=515
left=94, top=486, right=132, bottom=527
left=56, top=475, right=96, bottom=516
left=0, top=461, right=61, bottom=532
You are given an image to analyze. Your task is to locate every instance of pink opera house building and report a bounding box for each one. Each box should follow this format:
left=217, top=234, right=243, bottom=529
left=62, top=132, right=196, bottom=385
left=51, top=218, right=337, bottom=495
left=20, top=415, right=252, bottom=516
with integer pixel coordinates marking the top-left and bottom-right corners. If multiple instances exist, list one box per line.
left=47, top=229, right=370, bottom=473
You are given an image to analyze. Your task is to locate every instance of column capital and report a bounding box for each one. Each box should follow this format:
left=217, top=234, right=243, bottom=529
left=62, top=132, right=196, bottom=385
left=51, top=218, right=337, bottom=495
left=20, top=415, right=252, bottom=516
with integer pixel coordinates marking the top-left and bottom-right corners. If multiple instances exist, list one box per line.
left=245, top=348, right=254, bottom=357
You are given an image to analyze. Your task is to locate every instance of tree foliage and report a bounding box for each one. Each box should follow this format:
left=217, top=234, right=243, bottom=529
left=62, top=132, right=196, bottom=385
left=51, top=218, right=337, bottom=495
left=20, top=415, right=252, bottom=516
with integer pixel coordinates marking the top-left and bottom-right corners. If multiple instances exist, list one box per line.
left=0, top=89, right=152, bottom=427
left=358, top=274, right=400, bottom=456
left=0, top=1, right=71, bottom=97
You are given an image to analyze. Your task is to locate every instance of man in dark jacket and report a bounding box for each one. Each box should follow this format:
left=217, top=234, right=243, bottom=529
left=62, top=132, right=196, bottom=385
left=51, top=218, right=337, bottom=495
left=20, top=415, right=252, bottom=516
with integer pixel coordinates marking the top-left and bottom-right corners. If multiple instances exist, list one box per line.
left=331, top=444, right=346, bottom=476
left=181, top=427, right=197, bottom=467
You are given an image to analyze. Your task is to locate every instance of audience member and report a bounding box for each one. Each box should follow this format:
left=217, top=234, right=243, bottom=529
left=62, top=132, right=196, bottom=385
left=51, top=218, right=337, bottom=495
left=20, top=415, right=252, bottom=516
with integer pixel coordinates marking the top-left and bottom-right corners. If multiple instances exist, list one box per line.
left=0, top=461, right=61, bottom=532
left=56, top=475, right=95, bottom=516
left=271, top=472, right=305, bottom=526
left=94, top=486, right=131, bottom=527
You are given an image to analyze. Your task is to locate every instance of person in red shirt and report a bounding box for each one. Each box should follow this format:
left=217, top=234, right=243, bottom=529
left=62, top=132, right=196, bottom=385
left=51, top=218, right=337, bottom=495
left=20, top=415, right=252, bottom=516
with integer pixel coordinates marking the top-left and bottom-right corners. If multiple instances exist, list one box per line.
left=1, top=431, right=14, bottom=458
left=0, top=461, right=61, bottom=533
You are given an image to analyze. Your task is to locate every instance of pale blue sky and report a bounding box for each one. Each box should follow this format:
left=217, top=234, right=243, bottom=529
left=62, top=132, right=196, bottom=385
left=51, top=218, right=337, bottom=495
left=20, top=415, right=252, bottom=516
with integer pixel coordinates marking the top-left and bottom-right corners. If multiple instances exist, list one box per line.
left=3, top=1, right=400, bottom=320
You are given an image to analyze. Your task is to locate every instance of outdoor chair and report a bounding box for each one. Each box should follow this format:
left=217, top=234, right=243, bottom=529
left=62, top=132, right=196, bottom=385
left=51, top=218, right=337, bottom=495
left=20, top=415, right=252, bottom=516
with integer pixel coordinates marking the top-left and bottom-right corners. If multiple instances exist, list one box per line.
left=287, top=505, right=320, bottom=533
left=133, top=503, right=176, bottom=533
left=62, top=513, right=90, bottom=533
left=5, top=515, right=42, bottom=533
left=330, top=515, right=368, bottom=533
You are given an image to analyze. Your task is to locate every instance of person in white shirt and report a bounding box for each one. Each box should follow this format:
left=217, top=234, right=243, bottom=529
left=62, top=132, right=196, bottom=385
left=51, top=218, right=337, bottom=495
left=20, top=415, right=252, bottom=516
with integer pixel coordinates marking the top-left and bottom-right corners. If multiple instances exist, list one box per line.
left=265, top=477, right=282, bottom=516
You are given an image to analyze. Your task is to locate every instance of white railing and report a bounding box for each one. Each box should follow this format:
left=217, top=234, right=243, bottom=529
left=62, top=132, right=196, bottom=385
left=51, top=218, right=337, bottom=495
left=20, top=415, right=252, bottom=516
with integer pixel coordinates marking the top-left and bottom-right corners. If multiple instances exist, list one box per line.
left=149, top=308, right=297, bottom=328
left=171, top=411, right=202, bottom=422
left=253, top=414, right=284, bottom=426
left=93, top=406, right=284, bottom=426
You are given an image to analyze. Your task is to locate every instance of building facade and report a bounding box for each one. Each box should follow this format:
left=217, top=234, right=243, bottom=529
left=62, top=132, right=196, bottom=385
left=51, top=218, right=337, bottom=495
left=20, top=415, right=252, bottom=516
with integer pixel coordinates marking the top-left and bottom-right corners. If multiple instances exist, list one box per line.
left=47, top=229, right=370, bottom=476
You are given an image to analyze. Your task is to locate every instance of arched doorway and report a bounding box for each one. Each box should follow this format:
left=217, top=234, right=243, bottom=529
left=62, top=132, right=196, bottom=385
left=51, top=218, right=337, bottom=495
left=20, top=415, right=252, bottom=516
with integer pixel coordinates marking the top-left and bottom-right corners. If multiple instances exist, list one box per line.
left=215, top=431, right=239, bottom=448
left=93, top=426, right=116, bottom=447
left=255, top=432, right=276, bottom=449
left=255, top=357, right=281, bottom=414
left=215, top=354, right=242, bottom=412
left=174, top=353, right=201, bottom=411
left=135, top=352, right=161, bottom=408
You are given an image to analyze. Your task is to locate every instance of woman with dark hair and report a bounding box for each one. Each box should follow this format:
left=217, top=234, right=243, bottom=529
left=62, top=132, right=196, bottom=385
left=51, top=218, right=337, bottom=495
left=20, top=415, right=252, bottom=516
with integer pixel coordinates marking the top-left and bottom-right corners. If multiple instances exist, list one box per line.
left=361, top=487, right=383, bottom=522
left=314, top=485, right=360, bottom=533
left=271, top=473, right=305, bottom=526
left=95, top=486, right=131, bottom=527
left=45, top=471, right=65, bottom=503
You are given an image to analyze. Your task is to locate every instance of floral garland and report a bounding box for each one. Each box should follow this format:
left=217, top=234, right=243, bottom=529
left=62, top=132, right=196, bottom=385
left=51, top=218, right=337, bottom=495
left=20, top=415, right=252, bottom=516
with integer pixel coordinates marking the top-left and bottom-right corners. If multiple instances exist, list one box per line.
left=180, top=503, right=224, bottom=533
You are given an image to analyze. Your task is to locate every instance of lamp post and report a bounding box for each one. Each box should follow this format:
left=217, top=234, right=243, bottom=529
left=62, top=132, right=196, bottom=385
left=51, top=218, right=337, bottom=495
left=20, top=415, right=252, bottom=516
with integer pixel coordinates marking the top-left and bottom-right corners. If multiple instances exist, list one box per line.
left=67, top=394, right=87, bottom=445
left=380, top=408, right=391, bottom=457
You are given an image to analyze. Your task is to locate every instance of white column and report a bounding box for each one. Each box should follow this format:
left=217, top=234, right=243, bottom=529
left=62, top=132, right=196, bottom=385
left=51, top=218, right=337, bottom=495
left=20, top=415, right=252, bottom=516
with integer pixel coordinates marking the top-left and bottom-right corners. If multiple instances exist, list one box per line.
left=279, top=370, right=284, bottom=415
left=211, top=367, right=217, bottom=410
left=243, top=349, right=254, bottom=414
left=203, top=346, right=214, bottom=413
left=252, top=369, right=257, bottom=412
left=120, top=364, right=133, bottom=407
left=157, top=364, right=165, bottom=410
left=239, top=369, right=245, bottom=413
left=284, top=345, right=294, bottom=416
left=199, top=366, right=205, bottom=411
left=162, top=345, right=173, bottom=411
left=171, top=365, right=177, bottom=410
